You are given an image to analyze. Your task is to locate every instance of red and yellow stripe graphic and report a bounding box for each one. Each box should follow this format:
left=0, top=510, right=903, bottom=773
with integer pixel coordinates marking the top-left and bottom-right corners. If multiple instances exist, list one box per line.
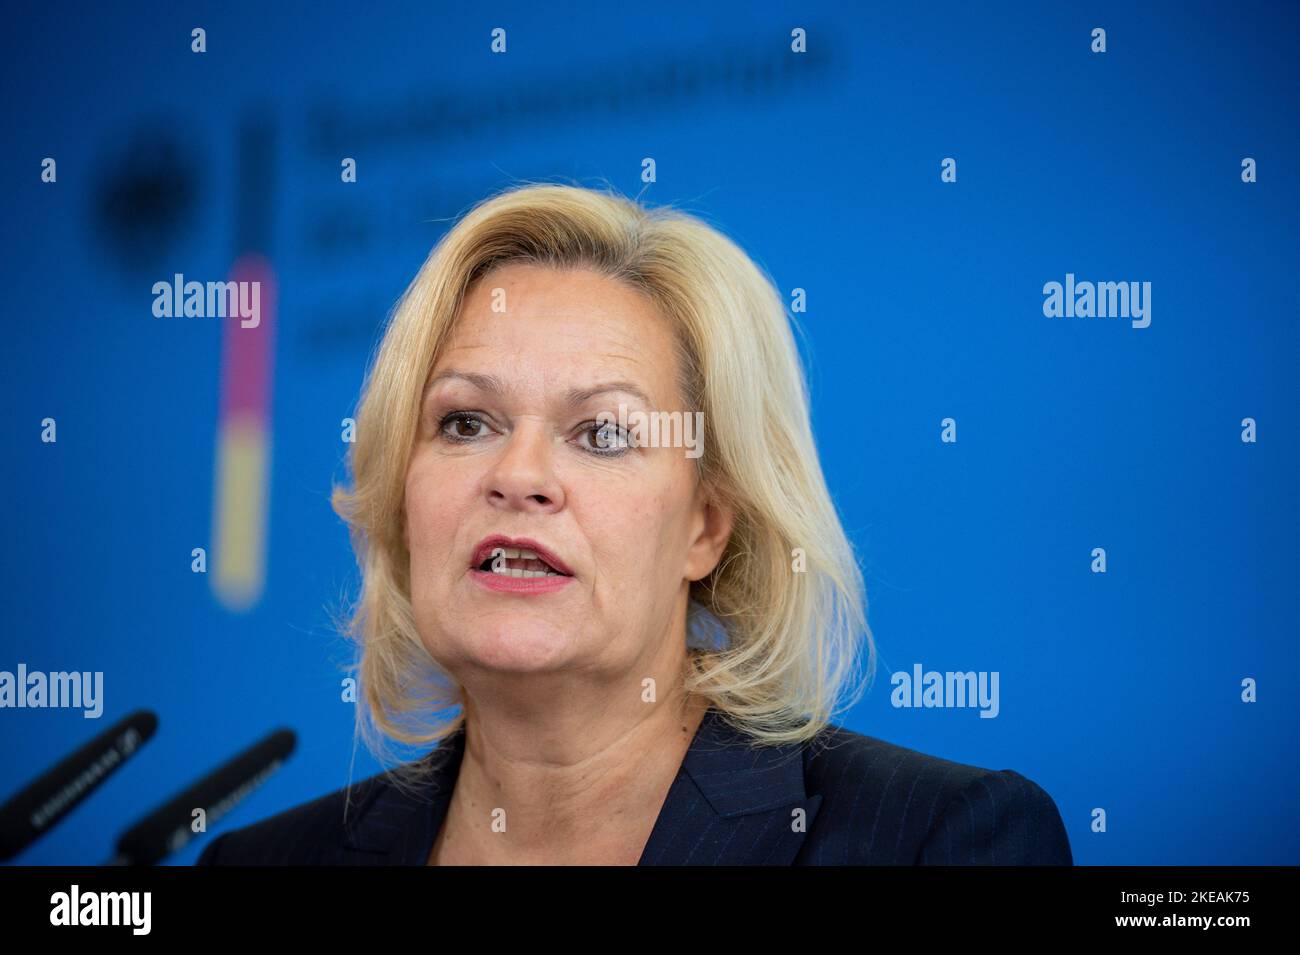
left=211, top=255, right=277, bottom=611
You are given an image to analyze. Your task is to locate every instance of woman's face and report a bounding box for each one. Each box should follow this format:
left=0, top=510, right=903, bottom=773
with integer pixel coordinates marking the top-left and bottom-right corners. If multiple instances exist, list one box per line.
left=404, top=262, right=733, bottom=696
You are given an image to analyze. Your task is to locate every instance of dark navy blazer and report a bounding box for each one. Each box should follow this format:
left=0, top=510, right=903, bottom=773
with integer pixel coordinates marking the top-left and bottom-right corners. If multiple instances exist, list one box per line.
left=195, top=706, right=1072, bottom=865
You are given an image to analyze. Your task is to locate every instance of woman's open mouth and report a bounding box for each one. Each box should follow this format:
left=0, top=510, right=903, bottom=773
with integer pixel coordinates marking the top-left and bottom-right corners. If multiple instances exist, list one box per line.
left=476, top=547, right=568, bottom=578
left=468, top=536, right=576, bottom=594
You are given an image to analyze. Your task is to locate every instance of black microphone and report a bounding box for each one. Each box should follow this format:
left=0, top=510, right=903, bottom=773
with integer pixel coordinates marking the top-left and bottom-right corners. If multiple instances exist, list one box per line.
left=0, top=709, right=159, bottom=862
left=108, top=728, right=296, bottom=865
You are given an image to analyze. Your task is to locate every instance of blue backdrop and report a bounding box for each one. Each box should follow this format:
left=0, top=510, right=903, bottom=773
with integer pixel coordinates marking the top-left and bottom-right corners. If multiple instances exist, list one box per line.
left=2, top=0, right=1296, bottom=865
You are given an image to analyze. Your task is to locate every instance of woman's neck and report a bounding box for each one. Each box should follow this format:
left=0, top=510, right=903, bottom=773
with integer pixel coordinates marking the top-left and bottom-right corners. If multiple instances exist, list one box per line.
left=427, top=694, right=710, bottom=865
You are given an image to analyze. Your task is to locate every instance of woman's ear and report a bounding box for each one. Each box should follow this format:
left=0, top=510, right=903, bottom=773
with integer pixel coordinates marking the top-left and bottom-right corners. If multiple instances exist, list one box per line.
left=684, top=487, right=735, bottom=582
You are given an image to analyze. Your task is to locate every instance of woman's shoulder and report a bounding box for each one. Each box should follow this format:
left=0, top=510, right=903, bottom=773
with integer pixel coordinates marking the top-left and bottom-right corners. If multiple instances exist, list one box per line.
left=798, top=720, right=1073, bottom=864
left=193, top=769, right=418, bottom=865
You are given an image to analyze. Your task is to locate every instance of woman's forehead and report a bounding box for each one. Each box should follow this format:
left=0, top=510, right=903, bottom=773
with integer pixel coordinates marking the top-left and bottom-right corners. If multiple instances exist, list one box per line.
left=459, top=262, right=663, bottom=331
left=432, top=269, right=681, bottom=402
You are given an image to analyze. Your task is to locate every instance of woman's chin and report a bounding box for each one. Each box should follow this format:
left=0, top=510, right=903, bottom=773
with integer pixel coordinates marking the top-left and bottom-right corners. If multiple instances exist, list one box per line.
left=448, top=624, right=580, bottom=672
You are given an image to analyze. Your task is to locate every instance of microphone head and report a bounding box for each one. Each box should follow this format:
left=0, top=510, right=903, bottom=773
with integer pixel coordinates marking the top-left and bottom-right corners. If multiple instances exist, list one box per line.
left=113, top=728, right=296, bottom=865
left=0, top=709, right=159, bottom=862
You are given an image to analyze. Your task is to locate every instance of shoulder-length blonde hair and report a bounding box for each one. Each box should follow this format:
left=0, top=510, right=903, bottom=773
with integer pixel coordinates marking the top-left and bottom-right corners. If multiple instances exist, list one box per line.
left=331, top=181, right=873, bottom=775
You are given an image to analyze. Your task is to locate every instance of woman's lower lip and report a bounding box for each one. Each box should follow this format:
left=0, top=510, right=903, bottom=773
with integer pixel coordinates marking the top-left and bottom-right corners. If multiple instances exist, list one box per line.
left=469, top=569, right=575, bottom=594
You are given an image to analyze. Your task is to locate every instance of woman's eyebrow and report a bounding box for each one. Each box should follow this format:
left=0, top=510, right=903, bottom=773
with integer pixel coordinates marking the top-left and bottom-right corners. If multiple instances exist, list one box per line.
left=423, top=370, right=651, bottom=407
left=564, top=381, right=652, bottom=406
left=422, top=370, right=502, bottom=400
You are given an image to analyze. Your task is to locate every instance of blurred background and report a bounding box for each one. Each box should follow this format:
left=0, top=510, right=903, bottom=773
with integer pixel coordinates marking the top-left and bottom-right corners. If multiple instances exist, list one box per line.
left=2, top=0, right=1297, bottom=865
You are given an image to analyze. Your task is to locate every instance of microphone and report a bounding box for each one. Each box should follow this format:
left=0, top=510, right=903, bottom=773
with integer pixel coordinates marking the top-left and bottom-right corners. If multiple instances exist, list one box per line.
left=0, top=709, right=159, bottom=862
left=107, top=728, right=296, bottom=865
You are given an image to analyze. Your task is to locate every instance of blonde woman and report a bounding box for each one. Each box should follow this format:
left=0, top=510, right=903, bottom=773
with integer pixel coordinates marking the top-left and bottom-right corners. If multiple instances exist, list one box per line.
left=197, top=183, right=1071, bottom=866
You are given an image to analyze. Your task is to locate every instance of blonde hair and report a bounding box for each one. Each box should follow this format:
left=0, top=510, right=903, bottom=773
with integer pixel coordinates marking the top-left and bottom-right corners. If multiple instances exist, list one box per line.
left=331, top=181, right=874, bottom=779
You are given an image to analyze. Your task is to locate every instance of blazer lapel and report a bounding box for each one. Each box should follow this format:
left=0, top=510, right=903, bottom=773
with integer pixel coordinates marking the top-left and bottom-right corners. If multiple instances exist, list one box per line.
left=336, top=707, right=822, bottom=865
left=335, top=728, right=465, bottom=865
left=637, top=707, right=822, bottom=865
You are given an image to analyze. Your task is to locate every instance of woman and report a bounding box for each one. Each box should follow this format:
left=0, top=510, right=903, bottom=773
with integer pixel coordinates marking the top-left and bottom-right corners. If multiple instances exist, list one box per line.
left=197, top=183, right=1071, bottom=865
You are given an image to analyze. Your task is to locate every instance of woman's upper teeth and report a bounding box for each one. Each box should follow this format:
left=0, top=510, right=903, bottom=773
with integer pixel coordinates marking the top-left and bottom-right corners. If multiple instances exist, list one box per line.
left=489, top=547, right=562, bottom=576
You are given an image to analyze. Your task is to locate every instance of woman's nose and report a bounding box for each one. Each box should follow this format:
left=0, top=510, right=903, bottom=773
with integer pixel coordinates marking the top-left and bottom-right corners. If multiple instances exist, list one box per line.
left=484, top=422, right=564, bottom=513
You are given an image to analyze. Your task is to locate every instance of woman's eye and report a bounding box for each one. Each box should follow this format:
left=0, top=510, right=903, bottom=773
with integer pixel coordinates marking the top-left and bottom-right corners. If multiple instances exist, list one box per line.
left=578, top=420, right=633, bottom=454
left=439, top=413, right=491, bottom=441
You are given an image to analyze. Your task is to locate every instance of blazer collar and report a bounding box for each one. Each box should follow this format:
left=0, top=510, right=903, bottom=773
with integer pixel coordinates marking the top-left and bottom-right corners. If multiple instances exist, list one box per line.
left=338, top=706, right=822, bottom=865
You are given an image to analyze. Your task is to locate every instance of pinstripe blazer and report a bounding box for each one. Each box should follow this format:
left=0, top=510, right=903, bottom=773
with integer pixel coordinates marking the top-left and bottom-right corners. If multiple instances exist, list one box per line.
left=194, top=706, right=1072, bottom=865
